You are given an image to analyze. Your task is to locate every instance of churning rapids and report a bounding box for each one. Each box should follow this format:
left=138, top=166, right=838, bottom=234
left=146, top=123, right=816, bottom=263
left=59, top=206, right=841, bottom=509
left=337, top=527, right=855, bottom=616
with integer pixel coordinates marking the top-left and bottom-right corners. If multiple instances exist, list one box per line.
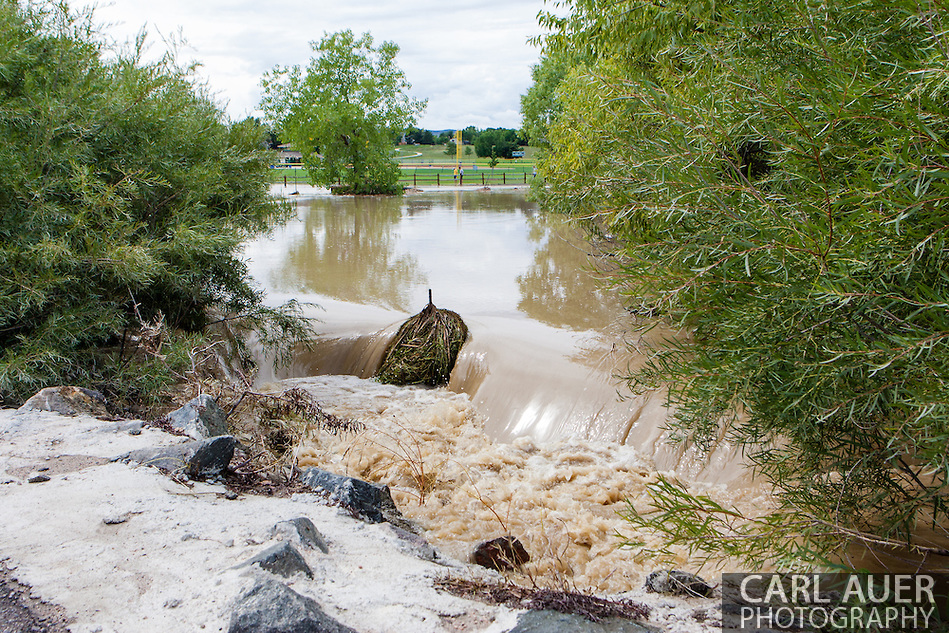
left=242, top=185, right=768, bottom=592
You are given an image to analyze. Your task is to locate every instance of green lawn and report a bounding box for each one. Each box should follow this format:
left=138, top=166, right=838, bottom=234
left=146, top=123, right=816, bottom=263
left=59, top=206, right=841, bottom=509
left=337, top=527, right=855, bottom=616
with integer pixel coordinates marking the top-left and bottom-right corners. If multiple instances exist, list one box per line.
left=271, top=144, right=540, bottom=187
left=270, top=167, right=309, bottom=181
left=394, top=144, right=538, bottom=167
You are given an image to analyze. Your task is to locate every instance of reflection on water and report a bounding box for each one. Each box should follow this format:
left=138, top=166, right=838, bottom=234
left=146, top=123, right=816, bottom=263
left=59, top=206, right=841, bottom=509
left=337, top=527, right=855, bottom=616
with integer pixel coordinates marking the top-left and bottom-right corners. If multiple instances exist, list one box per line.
left=518, top=213, right=624, bottom=332
left=250, top=189, right=620, bottom=325
left=244, top=189, right=742, bottom=482
left=274, top=196, right=424, bottom=312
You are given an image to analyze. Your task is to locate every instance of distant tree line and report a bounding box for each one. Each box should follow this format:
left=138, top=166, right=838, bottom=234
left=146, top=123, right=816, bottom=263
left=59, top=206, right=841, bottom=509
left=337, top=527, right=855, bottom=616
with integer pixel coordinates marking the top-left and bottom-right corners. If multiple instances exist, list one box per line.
left=397, top=126, right=528, bottom=159
left=266, top=123, right=529, bottom=161
left=401, top=126, right=435, bottom=145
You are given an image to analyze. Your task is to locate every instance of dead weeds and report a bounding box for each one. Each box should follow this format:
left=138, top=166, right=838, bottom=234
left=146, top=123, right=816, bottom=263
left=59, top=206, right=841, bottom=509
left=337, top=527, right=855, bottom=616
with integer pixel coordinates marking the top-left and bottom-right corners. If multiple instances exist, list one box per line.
left=435, top=577, right=650, bottom=623
left=219, top=388, right=364, bottom=498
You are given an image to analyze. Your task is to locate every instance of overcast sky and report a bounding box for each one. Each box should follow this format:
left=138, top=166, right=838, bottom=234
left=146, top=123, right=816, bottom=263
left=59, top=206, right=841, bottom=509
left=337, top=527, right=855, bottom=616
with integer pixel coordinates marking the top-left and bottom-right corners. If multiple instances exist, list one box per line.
left=76, top=0, right=557, bottom=130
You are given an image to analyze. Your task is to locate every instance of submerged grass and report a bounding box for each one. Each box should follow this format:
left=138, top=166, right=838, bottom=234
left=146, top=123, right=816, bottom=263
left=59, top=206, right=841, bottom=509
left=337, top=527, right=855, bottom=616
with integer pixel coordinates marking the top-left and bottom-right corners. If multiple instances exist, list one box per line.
left=376, top=293, right=468, bottom=387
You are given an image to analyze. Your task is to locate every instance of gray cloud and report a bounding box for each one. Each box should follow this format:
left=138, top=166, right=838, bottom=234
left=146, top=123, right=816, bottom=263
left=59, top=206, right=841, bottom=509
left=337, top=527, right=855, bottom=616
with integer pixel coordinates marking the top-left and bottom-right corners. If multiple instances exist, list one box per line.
left=79, top=0, right=553, bottom=129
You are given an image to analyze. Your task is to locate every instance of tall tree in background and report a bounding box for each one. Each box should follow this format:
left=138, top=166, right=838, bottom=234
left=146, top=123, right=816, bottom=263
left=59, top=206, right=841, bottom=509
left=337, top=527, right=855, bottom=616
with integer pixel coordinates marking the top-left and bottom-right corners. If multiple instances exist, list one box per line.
left=0, top=1, right=309, bottom=409
left=473, top=128, right=522, bottom=159
left=260, top=30, right=425, bottom=195
left=533, top=0, right=949, bottom=568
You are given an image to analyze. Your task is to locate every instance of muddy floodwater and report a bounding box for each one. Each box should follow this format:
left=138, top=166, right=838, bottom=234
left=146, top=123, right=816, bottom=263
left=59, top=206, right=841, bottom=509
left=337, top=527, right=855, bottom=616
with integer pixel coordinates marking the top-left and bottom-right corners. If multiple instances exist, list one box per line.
left=242, top=187, right=762, bottom=593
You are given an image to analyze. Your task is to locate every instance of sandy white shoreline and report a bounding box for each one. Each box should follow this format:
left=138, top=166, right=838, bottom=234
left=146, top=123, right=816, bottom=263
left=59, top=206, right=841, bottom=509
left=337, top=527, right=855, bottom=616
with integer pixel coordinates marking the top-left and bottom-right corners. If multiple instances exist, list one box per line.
left=0, top=402, right=720, bottom=633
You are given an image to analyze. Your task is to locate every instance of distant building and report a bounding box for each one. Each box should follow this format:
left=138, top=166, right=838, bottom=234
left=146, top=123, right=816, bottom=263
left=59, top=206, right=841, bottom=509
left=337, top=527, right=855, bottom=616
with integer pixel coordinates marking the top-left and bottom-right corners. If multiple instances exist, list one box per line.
left=275, top=143, right=303, bottom=166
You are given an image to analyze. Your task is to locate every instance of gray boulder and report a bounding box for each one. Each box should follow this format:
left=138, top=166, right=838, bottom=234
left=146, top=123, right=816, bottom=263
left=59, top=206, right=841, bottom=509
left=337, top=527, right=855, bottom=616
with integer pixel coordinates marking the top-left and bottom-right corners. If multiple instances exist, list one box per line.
left=228, top=578, right=357, bottom=633
left=510, top=610, right=657, bottom=633
left=165, top=394, right=228, bottom=439
left=116, top=435, right=237, bottom=479
left=272, top=518, right=330, bottom=554
left=244, top=542, right=313, bottom=579
left=382, top=524, right=441, bottom=564
left=298, top=468, right=415, bottom=532
left=644, top=570, right=714, bottom=598
left=18, top=386, right=109, bottom=417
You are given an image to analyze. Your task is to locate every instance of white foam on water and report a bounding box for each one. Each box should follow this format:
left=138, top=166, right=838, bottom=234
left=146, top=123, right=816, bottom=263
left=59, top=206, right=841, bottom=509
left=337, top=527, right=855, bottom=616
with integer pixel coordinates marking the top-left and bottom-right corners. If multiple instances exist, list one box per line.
left=274, top=375, right=773, bottom=595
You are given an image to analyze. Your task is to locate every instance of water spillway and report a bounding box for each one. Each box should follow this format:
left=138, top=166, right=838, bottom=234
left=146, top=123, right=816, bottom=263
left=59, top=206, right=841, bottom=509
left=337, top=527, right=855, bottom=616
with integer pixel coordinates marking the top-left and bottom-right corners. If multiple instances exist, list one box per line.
left=242, top=187, right=766, bottom=592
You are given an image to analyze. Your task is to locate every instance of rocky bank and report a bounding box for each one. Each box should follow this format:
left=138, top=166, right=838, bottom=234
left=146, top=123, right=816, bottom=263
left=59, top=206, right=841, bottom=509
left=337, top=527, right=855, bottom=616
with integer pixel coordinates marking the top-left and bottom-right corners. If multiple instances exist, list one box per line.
left=0, top=388, right=721, bottom=633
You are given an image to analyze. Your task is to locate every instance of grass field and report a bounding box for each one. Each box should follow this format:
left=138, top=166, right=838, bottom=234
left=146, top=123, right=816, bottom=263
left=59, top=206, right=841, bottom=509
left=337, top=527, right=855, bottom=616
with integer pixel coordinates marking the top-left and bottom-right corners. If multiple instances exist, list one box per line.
left=394, top=144, right=538, bottom=167
left=271, top=144, right=539, bottom=187
left=270, top=167, right=310, bottom=181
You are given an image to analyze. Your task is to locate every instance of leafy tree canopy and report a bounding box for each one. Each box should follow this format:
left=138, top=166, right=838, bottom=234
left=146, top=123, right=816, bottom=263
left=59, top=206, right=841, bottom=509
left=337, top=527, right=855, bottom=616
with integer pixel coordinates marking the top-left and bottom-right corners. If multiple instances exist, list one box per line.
left=0, top=1, right=309, bottom=410
left=473, top=128, right=526, bottom=159
left=260, top=30, right=425, bottom=195
left=461, top=126, right=478, bottom=145
left=520, top=52, right=569, bottom=148
left=533, top=0, right=949, bottom=568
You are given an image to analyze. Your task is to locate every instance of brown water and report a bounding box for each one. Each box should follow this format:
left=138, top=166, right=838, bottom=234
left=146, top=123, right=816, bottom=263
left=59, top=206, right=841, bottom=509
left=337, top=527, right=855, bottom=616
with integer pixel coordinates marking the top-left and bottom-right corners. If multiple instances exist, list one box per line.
left=243, top=188, right=760, bottom=591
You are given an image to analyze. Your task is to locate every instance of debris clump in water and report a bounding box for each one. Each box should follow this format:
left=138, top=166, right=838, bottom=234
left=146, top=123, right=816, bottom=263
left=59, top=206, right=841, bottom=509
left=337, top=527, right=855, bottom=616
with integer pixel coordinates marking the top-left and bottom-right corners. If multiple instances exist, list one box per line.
left=375, top=292, right=468, bottom=387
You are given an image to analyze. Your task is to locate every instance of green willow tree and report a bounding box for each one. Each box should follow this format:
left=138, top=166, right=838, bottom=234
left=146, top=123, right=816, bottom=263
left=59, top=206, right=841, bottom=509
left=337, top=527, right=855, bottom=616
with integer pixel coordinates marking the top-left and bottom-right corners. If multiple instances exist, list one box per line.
left=260, top=30, right=425, bottom=195
left=534, top=0, right=949, bottom=568
left=520, top=51, right=570, bottom=149
left=0, top=1, right=310, bottom=410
